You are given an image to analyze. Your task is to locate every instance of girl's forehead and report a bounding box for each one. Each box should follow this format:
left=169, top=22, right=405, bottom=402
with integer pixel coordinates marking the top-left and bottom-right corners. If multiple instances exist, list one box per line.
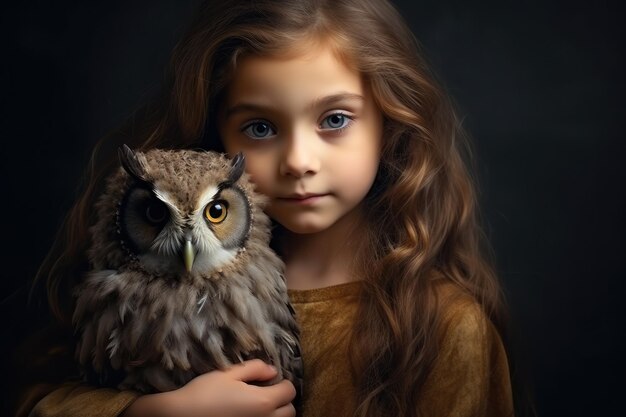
left=254, top=32, right=356, bottom=69
left=225, top=42, right=365, bottom=107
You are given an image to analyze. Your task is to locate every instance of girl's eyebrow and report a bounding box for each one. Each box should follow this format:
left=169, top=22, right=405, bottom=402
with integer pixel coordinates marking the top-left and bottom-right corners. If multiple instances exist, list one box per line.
left=225, top=92, right=364, bottom=119
left=309, top=92, right=364, bottom=110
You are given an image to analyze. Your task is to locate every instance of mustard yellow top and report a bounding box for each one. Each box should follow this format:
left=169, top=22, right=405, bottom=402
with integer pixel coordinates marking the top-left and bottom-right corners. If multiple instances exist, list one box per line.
left=288, top=282, right=360, bottom=416
left=288, top=281, right=514, bottom=417
left=19, top=281, right=514, bottom=417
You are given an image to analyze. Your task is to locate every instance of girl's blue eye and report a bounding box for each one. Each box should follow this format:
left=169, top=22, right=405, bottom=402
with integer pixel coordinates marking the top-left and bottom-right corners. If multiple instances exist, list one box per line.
left=242, top=121, right=276, bottom=139
left=320, top=113, right=351, bottom=130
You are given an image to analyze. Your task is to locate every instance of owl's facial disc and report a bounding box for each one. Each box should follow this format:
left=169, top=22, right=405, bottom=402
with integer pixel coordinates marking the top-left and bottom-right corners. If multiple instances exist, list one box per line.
left=119, top=167, right=252, bottom=276
left=203, top=186, right=251, bottom=250
left=119, top=186, right=174, bottom=255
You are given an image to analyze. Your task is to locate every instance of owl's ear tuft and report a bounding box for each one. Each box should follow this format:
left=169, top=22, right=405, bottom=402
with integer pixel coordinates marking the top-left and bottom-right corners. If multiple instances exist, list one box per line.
left=227, top=152, right=245, bottom=184
left=118, top=144, right=149, bottom=183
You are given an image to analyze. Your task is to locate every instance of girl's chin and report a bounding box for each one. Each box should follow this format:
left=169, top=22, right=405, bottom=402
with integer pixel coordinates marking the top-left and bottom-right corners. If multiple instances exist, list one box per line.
left=276, top=220, right=331, bottom=235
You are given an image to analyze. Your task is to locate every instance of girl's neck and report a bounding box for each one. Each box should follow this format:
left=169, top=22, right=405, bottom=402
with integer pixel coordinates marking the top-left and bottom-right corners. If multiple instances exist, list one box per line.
left=280, top=207, right=367, bottom=290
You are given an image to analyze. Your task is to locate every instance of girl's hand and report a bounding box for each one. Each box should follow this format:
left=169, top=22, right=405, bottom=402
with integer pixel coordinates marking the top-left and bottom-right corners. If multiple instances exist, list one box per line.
left=121, top=359, right=296, bottom=417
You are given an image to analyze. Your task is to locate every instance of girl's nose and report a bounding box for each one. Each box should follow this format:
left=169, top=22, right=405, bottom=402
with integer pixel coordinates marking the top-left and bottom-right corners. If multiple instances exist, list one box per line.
left=279, top=132, right=320, bottom=178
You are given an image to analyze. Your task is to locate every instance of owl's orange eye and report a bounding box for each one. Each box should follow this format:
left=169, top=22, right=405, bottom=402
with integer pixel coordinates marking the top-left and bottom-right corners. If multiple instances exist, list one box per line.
left=205, top=200, right=228, bottom=223
left=145, top=201, right=168, bottom=224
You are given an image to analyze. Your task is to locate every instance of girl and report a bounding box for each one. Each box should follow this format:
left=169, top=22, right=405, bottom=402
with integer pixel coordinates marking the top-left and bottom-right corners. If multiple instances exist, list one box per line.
left=16, top=0, right=515, bottom=416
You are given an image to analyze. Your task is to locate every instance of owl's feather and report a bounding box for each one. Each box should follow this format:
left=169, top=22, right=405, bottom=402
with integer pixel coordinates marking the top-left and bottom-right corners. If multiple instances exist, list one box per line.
left=72, top=147, right=302, bottom=399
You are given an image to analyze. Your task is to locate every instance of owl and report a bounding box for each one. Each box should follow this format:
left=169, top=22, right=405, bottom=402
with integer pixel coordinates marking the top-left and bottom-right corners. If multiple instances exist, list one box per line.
left=72, top=145, right=302, bottom=397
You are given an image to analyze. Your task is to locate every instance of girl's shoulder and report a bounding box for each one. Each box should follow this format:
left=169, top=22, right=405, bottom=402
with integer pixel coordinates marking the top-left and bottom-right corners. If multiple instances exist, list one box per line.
left=432, top=279, right=504, bottom=358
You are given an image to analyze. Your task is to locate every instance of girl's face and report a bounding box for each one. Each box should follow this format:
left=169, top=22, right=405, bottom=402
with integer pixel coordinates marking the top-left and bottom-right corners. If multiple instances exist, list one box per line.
left=219, top=43, right=383, bottom=234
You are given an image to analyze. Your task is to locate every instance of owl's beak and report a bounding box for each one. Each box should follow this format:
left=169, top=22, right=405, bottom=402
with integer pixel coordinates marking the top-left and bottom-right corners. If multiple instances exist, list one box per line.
left=183, top=240, right=195, bottom=272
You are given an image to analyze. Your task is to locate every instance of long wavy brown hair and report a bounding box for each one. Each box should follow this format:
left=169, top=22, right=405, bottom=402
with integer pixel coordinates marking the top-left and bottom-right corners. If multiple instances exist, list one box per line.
left=32, top=0, right=510, bottom=416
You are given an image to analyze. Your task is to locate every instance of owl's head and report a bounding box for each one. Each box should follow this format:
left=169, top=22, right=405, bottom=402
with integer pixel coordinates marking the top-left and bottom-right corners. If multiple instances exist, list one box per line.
left=88, top=145, right=268, bottom=278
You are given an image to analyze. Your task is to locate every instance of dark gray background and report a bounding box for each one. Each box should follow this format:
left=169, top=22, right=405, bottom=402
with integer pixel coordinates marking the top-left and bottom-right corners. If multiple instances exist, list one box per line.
left=1, top=1, right=624, bottom=416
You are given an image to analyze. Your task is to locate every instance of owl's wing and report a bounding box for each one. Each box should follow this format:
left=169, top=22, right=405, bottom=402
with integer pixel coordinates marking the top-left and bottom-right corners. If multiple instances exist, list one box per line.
left=285, top=300, right=304, bottom=414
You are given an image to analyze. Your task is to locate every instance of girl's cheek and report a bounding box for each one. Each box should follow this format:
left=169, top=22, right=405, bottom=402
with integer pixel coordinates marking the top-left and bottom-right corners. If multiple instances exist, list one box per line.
left=243, top=159, right=273, bottom=191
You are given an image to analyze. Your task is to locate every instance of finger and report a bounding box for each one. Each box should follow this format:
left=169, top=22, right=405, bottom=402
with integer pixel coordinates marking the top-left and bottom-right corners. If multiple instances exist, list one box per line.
left=271, top=402, right=296, bottom=417
left=228, top=359, right=278, bottom=382
left=252, top=378, right=297, bottom=407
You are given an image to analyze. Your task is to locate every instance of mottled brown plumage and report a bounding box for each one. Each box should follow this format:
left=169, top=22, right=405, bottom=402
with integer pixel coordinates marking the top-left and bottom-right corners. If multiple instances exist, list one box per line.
left=72, top=146, right=302, bottom=398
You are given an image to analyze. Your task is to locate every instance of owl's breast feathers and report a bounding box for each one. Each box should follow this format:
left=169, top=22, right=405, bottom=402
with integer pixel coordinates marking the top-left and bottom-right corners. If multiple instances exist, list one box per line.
left=74, top=245, right=300, bottom=393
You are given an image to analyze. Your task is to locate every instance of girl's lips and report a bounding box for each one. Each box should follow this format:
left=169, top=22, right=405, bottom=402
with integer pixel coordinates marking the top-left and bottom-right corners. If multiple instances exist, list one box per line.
left=277, top=193, right=329, bottom=205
